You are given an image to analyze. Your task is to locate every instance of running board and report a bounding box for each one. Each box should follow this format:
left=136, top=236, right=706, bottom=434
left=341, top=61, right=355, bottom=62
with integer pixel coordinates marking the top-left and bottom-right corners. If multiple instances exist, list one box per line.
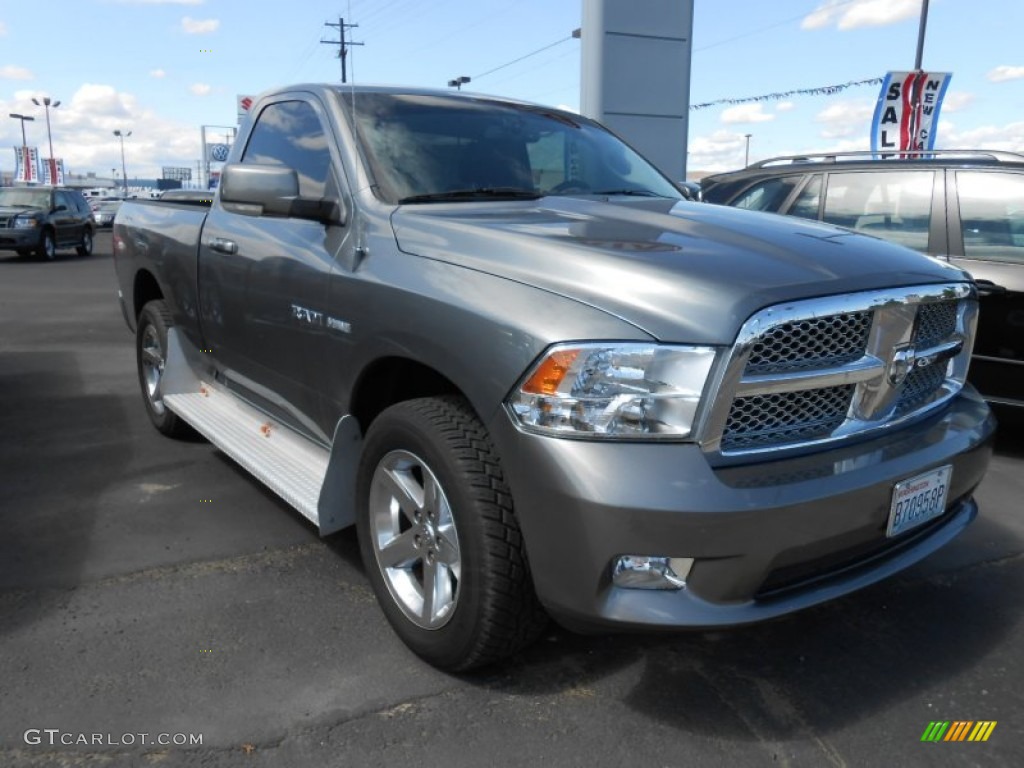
left=164, top=386, right=329, bottom=526
left=159, top=329, right=340, bottom=531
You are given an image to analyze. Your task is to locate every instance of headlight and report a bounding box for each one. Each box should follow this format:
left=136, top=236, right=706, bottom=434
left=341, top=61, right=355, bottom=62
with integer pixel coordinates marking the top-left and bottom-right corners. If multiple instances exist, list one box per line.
left=507, top=343, right=718, bottom=439
left=12, top=217, right=38, bottom=228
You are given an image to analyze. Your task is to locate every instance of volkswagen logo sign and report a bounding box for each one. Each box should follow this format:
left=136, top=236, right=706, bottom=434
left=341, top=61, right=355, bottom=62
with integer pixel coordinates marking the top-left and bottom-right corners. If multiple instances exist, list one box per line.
left=210, top=144, right=230, bottom=162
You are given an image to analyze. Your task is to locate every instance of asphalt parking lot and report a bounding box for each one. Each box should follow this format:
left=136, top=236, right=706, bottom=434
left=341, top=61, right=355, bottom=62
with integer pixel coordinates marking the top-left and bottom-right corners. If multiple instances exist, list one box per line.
left=1, top=232, right=1022, bottom=767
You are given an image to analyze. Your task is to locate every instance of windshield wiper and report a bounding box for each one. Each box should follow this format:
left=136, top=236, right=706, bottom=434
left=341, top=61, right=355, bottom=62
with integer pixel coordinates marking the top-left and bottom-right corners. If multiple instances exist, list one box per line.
left=591, top=189, right=672, bottom=198
left=398, top=187, right=542, bottom=204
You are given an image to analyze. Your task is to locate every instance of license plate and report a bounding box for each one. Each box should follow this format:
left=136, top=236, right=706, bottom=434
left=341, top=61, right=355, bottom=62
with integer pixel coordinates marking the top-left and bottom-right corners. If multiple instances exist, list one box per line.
left=887, top=465, right=952, bottom=538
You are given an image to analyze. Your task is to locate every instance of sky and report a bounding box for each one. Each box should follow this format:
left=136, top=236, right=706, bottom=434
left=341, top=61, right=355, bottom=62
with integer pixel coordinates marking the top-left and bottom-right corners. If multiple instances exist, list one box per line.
left=2, top=0, right=1023, bottom=181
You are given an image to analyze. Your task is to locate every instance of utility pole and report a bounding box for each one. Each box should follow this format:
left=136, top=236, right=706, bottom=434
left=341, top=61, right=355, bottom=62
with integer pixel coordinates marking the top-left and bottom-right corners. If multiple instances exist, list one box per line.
left=321, top=17, right=363, bottom=83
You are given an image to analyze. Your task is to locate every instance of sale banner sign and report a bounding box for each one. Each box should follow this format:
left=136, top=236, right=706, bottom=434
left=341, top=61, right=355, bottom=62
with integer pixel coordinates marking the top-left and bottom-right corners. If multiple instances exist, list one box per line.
left=871, top=71, right=952, bottom=157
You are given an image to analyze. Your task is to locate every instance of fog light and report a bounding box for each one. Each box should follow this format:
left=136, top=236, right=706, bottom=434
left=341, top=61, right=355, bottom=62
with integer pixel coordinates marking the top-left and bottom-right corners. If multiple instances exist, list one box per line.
left=612, top=555, right=694, bottom=590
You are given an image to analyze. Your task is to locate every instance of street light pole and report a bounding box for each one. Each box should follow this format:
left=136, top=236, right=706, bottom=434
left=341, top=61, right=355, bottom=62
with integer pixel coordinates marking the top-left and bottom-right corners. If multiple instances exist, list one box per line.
left=8, top=113, right=35, bottom=182
left=447, top=76, right=471, bottom=90
left=744, top=133, right=752, bottom=167
left=113, top=130, right=132, bottom=198
left=31, top=96, right=60, bottom=183
left=914, top=0, right=930, bottom=70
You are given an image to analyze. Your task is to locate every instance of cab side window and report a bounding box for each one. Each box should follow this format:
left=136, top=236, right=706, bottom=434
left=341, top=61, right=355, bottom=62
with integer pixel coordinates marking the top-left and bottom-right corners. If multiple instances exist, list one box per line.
left=54, top=191, right=72, bottom=211
left=957, top=171, right=1024, bottom=264
left=241, top=100, right=334, bottom=198
left=731, top=177, right=798, bottom=212
left=71, top=193, right=91, bottom=215
left=821, top=171, right=934, bottom=252
left=788, top=174, right=822, bottom=220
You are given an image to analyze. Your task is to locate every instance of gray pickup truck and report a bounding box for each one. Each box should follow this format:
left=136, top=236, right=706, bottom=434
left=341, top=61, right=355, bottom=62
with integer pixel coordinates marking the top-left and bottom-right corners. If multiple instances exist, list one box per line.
left=113, top=84, right=995, bottom=670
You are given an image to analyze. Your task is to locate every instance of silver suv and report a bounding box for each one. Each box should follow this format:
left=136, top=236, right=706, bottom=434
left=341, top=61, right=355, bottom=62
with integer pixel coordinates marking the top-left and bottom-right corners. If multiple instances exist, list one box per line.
left=702, top=150, right=1024, bottom=410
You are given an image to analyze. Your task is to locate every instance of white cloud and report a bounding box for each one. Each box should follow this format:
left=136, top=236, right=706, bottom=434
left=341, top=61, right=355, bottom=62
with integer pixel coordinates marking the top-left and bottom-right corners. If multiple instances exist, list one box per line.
left=987, top=65, right=1024, bottom=83
left=189, top=82, right=211, bottom=96
left=150, top=69, right=167, bottom=78
left=687, top=130, right=757, bottom=173
left=0, top=65, right=33, bottom=80
left=940, top=91, right=974, bottom=113
left=181, top=16, right=219, bottom=34
left=776, top=101, right=795, bottom=113
left=720, top=103, right=775, bottom=124
left=936, top=120, right=1024, bottom=151
left=814, top=100, right=875, bottom=139
left=1, top=83, right=201, bottom=179
left=802, top=0, right=920, bottom=31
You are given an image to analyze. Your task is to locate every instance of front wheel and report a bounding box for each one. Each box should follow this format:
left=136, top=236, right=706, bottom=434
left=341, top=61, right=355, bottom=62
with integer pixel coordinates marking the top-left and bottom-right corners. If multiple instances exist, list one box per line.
left=356, top=396, right=546, bottom=671
left=136, top=300, right=194, bottom=438
left=36, top=229, right=56, bottom=260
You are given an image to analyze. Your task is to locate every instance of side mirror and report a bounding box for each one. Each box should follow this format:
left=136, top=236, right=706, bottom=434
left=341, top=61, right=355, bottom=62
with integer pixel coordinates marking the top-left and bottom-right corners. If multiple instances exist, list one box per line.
left=675, top=181, right=703, bottom=202
left=53, top=204, right=68, bottom=213
left=220, top=163, right=346, bottom=225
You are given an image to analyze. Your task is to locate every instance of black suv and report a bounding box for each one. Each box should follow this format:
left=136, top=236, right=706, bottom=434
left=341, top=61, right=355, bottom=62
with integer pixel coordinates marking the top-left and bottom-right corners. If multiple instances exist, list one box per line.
left=702, top=150, right=1024, bottom=410
left=0, top=186, right=95, bottom=260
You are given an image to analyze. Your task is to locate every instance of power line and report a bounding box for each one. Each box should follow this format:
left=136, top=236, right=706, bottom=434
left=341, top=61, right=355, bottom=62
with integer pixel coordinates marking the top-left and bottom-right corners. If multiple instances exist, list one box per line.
left=483, top=45, right=579, bottom=90
left=472, top=35, right=575, bottom=82
left=357, top=0, right=410, bottom=26
left=694, top=0, right=860, bottom=53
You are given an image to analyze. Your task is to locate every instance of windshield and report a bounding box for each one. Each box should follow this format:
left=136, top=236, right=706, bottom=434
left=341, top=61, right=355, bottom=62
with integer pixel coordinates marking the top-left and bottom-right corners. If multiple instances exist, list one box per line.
left=0, top=188, right=51, bottom=209
left=338, top=92, right=682, bottom=204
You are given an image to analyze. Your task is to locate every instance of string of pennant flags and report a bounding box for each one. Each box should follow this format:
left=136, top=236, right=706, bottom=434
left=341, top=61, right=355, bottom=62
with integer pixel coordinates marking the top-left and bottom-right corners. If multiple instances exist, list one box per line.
left=690, top=77, right=884, bottom=111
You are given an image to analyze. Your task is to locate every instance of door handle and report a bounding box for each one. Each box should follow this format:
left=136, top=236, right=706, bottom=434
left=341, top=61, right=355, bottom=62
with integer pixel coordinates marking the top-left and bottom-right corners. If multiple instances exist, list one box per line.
left=209, top=237, right=238, bottom=255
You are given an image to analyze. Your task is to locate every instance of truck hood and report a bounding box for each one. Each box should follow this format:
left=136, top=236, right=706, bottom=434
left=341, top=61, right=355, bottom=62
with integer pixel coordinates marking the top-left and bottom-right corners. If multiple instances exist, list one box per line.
left=390, top=197, right=969, bottom=344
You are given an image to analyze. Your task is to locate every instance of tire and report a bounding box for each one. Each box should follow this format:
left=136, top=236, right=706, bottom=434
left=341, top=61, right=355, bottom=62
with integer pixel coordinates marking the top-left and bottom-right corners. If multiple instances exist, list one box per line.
left=356, top=396, right=546, bottom=671
left=76, top=229, right=93, bottom=257
left=36, top=229, right=56, bottom=260
left=136, top=300, right=195, bottom=438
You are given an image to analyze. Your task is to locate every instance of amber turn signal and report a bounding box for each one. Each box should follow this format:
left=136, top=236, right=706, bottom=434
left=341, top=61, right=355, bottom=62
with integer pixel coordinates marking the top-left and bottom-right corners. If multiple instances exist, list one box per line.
left=521, top=349, right=579, bottom=395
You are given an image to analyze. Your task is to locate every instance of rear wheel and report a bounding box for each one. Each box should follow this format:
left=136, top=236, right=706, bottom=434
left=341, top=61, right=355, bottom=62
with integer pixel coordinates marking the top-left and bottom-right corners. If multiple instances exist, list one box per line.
left=356, top=396, right=546, bottom=671
left=76, top=229, right=93, bottom=257
left=136, top=300, right=194, bottom=438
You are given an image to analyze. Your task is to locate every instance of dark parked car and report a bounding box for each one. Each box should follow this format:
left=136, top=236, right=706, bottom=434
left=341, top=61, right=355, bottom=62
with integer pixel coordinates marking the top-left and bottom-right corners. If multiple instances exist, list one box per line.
left=0, top=186, right=95, bottom=259
left=702, top=150, right=1024, bottom=409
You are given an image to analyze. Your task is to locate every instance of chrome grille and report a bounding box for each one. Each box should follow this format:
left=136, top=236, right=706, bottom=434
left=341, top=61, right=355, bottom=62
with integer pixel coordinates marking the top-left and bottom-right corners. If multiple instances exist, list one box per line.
left=915, top=301, right=957, bottom=346
left=745, top=312, right=872, bottom=374
left=724, top=385, right=855, bottom=450
left=894, top=362, right=948, bottom=416
left=707, top=284, right=977, bottom=457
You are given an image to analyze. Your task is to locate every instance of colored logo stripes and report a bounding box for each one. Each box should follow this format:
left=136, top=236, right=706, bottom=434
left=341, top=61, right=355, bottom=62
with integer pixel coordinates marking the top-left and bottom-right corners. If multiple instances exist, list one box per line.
left=921, top=721, right=997, bottom=742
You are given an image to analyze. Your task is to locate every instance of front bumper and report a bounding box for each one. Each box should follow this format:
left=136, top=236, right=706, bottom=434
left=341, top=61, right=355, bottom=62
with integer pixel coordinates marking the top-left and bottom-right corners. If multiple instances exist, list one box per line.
left=0, top=227, right=41, bottom=249
left=490, top=388, right=995, bottom=632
